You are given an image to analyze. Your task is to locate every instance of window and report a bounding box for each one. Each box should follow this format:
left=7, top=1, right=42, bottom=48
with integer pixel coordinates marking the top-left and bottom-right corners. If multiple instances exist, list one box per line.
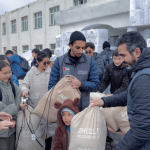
left=23, top=45, right=29, bottom=53
left=3, top=47, right=7, bottom=53
left=3, top=23, right=6, bottom=35
left=35, top=45, right=43, bottom=50
left=12, top=20, right=17, bottom=33
left=22, top=16, right=28, bottom=31
left=35, top=12, right=42, bottom=28
left=74, top=0, right=87, bottom=6
left=50, top=44, right=55, bottom=54
left=12, top=46, right=17, bottom=52
left=50, top=6, right=59, bottom=25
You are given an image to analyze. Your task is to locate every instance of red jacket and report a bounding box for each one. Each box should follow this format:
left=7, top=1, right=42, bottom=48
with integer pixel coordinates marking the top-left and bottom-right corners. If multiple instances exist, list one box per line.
left=53, top=98, right=80, bottom=150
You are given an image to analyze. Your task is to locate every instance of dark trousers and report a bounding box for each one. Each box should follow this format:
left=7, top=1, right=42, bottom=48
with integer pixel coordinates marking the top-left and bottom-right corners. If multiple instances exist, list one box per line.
left=0, top=133, right=16, bottom=150
left=45, top=136, right=52, bottom=150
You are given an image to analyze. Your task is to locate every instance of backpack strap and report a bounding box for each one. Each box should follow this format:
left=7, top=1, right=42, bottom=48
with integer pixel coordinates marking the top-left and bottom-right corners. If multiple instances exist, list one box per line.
left=0, top=89, right=2, bottom=101
left=0, top=82, right=16, bottom=101
left=10, top=82, right=16, bottom=99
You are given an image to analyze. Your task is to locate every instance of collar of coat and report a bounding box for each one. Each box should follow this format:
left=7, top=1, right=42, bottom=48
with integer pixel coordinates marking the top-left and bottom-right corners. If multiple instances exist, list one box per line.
left=31, top=65, right=51, bottom=75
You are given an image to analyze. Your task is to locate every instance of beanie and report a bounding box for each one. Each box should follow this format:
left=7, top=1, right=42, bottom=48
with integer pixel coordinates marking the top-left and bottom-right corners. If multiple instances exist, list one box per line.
left=69, top=31, right=86, bottom=44
left=61, top=108, right=75, bottom=116
left=5, top=50, right=13, bottom=56
left=103, top=41, right=110, bottom=49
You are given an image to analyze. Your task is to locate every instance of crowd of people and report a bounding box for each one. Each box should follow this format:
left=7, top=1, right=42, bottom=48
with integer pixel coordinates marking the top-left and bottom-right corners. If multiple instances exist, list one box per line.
left=0, top=30, right=149, bottom=150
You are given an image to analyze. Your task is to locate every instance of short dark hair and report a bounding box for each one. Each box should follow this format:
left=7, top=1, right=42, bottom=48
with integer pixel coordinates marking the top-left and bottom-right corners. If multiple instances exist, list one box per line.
left=32, top=48, right=40, bottom=54
left=35, top=51, right=50, bottom=67
left=85, top=42, right=95, bottom=50
left=43, top=48, right=52, bottom=58
left=112, top=49, right=119, bottom=57
left=5, top=50, right=13, bottom=56
left=0, top=60, right=10, bottom=71
left=117, top=31, right=147, bottom=54
left=0, top=55, right=10, bottom=64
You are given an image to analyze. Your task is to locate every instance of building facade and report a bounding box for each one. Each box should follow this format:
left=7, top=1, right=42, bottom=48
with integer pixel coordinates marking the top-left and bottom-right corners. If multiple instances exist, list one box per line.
left=0, top=0, right=94, bottom=55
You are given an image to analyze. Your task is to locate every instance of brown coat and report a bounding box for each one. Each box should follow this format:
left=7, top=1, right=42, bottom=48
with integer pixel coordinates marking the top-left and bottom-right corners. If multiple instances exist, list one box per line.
left=53, top=98, right=80, bottom=150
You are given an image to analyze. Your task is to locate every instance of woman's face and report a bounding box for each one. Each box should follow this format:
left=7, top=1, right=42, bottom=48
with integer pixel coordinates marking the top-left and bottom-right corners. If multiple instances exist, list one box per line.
left=37, top=57, right=50, bottom=70
left=0, top=66, right=11, bottom=82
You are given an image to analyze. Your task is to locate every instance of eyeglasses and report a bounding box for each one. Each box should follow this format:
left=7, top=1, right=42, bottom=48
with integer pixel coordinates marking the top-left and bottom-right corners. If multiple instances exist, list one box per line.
left=43, top=61, right=50, bottom=65
left=85, top=50, right=92, bottom=54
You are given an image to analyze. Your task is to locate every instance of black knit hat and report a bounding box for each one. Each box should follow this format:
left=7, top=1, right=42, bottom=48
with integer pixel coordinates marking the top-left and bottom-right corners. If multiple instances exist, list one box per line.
left=69, top=31, right=86, bottom=44
left=5, top=50, right=13, bottom=56
left=103, top=41, right=110, bottom=49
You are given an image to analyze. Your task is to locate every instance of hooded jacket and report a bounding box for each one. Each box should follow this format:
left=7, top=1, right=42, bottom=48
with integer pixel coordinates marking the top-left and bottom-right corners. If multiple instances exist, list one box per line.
left=8, top=54, right=26, bottom=78
left=53, top=98, right=80, bottom=150
left=99, top=62, right=129, bottom=94
left=0, top=80, right=21, bottom=138
left=92, top=52, right=104, bottom=82
left=102, top=48, right=150, bottom=150
left=20, top=65, right=58, bottom=138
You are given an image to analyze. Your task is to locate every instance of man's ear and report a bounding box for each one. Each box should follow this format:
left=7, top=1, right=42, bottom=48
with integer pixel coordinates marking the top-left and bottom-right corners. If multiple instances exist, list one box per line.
left=69, top=44, right=73, bottom=49
left=133, top=48, right=141, bottom=58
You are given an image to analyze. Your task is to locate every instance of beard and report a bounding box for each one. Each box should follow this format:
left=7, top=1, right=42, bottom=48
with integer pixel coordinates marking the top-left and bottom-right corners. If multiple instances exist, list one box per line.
left=126, top=53, right=136, bottom=69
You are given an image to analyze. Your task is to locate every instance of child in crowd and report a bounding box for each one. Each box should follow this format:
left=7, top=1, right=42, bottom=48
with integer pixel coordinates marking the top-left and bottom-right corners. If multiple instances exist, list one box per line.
left=0, top=61, right=26, bottom=150
left=31, top=48, right=40, bottom=67
left=0, top=55, right=19, bottom=86
left=53, top=98, right=80, bottom=150
left=99, top=48, right=129, bottom=95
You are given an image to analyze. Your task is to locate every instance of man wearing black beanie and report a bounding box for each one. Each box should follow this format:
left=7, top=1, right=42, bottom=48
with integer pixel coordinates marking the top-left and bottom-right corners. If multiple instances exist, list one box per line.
left=48, top=31, right=100, bottom=111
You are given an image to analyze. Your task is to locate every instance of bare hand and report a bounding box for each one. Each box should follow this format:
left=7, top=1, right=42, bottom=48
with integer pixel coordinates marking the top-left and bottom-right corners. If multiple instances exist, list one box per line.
left=0, top=120, right=14, bottom=131
left=10, top=120, right=16, bottom=128
left=71, top=79, right=82, bottom=89
left=22, top=91, right=29, bottom=98
left=19, top=103, right=27, bottom=110
left=0, top=112, right=12, bottom=121
left=90, top=99, right=104, bottom=107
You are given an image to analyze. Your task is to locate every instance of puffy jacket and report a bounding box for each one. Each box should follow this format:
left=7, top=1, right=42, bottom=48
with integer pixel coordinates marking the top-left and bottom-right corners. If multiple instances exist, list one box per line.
left=0, top=80, right=21, bottom=138
left=99, top=62, right=129, bottom=94
left=102, top=48, right=150, bottom=150
left=20, top=66, right=58, bottom=139
left=48, top=50, right=99, bottom=111
left=8, top=54, right=26, bottom=78
left=12, top=74, right=19, bottom=86
left=92, top=52, right=104, bottom=82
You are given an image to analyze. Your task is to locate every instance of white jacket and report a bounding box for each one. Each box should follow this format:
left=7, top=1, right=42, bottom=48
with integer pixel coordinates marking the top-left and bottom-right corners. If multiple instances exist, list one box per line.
left=20, top=65, right=58, bottom=138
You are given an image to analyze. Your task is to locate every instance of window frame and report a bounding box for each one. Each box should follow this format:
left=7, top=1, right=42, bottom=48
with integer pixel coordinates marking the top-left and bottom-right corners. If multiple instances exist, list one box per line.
left=23, top=45, right=29, bottom=53
left=2, top=23, right=6, bottom=35
left=11, top=20, right=17, bottom=33
left=35, top=12, right=42, bottom=29
left=74, top=0, right=87, bottom=6
left=35, top=45, right=43, bottom=51
left=22, top=16, right=28, bottom=31
left=12, top=46, right=17, bottom=52
left=50, top=44, right=55, bottom=54
left=50, top=6, right=59, bottom=25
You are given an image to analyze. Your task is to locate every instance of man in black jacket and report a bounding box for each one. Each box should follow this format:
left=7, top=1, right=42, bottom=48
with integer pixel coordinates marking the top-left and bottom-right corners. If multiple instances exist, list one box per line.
left=99, top=49, right=129, bottom=94
left=91, top=31, right=150, bottom=150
